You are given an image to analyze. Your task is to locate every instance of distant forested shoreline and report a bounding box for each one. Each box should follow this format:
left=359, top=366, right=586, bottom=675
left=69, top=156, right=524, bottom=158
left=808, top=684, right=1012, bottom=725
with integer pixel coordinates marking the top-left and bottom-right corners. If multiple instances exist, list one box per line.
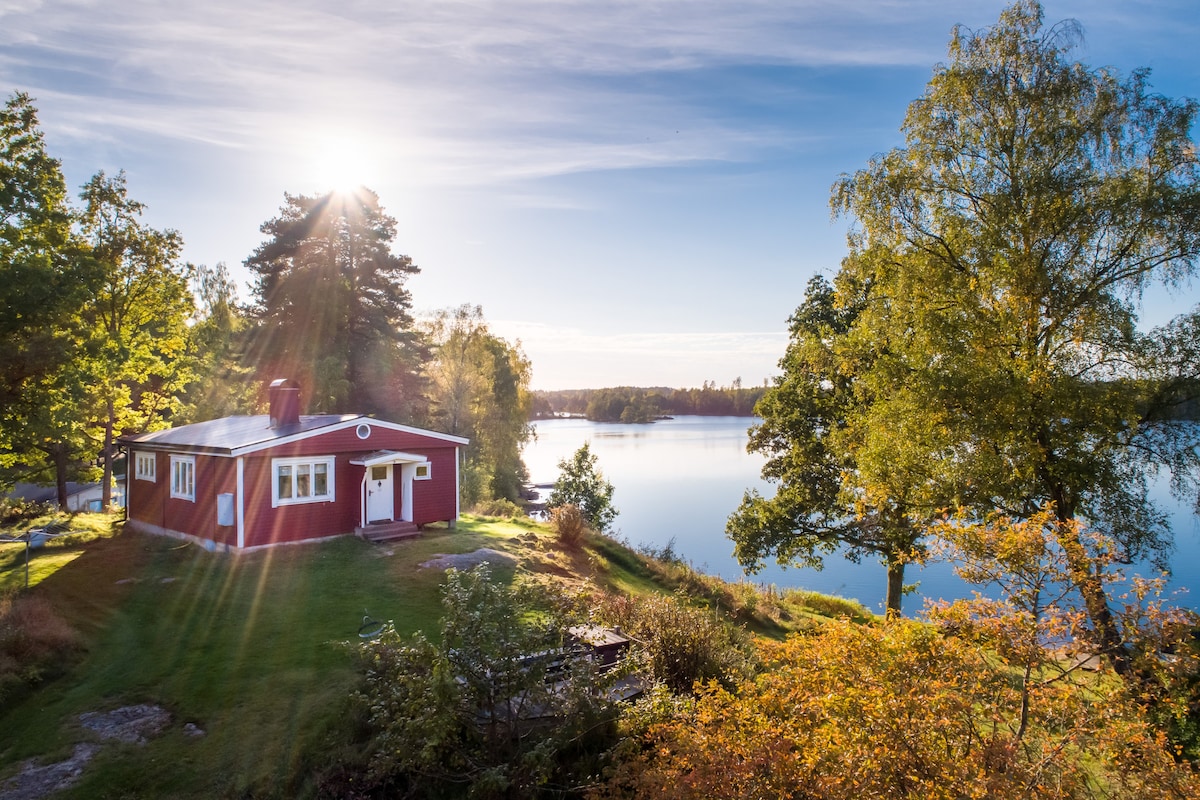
left=532, top=381, right=767, bottom=422
left=533, top=376, right=1200, bottom=425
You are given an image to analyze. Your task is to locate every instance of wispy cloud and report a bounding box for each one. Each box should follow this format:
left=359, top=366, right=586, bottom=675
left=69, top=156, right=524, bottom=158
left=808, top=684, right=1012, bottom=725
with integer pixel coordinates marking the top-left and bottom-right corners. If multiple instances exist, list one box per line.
left=0, top=0, right=975, bottom=185
left=10, top=1, right=1190, bottom=189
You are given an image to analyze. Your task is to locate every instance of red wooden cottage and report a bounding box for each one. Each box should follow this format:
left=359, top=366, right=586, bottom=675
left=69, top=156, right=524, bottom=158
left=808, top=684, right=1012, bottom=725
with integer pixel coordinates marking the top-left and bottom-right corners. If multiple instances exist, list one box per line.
left=120, top=380, right=468, bottom=551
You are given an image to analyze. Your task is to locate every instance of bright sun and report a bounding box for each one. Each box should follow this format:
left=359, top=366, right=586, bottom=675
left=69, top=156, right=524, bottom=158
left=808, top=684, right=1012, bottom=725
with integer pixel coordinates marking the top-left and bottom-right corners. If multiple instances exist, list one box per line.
left=308, top=135, right=374, bottom=194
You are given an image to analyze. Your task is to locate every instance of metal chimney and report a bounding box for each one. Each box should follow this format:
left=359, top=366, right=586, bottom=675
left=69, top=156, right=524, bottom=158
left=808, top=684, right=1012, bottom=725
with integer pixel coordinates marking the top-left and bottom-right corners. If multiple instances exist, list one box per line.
left=268, top=379, right=302, bottom=428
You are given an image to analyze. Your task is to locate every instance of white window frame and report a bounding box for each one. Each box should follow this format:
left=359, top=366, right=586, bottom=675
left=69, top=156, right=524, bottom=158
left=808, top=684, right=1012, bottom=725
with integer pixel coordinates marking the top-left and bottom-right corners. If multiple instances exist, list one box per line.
left=134, top=451, right=156, bottom=482
left=170, top=455, right=195, bottom=501
left=272, top=456, right=336, bottom=507
left=413, top=462, right=432, bottom=481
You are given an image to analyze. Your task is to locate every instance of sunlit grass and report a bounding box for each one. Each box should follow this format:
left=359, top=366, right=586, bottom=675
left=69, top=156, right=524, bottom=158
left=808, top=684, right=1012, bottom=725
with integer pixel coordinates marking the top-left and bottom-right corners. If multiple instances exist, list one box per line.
left=0, top=512, right=121, bottom=592
left=0, top=517, right=552, bottom=796
left=0, top=549, right=84, bottom=593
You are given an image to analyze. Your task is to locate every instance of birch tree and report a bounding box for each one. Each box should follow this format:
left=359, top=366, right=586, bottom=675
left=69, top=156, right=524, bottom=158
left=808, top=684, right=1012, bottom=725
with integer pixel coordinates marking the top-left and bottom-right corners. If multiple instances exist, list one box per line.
left=830, top=0, right=1200, bottom=672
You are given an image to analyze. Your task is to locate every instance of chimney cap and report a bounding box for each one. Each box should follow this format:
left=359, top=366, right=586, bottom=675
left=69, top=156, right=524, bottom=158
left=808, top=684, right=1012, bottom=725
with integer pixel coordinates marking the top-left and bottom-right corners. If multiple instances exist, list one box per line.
left=269, top=378, right=301, bottom=391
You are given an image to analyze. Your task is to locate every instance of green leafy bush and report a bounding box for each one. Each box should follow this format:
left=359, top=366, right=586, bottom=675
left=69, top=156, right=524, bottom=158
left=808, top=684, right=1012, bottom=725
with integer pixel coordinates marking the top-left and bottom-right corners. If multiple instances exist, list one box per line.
left=547, top=443, right=617, bottom=532
left=597, top=592, right=757, bottom=694
left=353, top=564, right=622, bottom=798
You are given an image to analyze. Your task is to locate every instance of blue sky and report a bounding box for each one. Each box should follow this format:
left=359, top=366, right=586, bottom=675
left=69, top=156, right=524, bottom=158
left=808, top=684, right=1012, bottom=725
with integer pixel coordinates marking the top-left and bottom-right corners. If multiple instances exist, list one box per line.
left=3, top=0, right=1198, bottom=389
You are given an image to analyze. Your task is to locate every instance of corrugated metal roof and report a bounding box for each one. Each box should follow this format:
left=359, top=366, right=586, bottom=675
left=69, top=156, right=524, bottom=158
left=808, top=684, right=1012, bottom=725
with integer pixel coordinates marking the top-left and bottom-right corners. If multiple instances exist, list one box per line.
left=120, top=414, right=361, bottom=455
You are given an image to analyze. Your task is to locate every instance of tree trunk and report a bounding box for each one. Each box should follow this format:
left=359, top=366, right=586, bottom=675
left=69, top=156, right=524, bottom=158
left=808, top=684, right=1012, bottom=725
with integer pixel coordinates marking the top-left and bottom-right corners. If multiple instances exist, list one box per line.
left=53, top=444, right=69, bottom=509
left=1037, top=434, right=1136, bottom=680
left=101, top=396, right=114, bottom=507
left=885, top=557, right=905, bottom=617
left=1052, top=515, right=1134, bottom=679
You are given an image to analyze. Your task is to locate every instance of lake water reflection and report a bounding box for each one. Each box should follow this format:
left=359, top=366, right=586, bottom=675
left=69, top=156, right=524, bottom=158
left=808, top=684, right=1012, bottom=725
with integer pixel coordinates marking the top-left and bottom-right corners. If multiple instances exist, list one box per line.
left=524, top=416, right=1200, bottom=614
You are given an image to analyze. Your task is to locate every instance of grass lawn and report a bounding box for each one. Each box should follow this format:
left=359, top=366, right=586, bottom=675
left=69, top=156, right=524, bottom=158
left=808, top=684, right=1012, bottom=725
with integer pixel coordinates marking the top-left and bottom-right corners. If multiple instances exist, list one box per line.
left=0, top=516, right=548, bottom=797
left=0, top=511, right=865, bottom=798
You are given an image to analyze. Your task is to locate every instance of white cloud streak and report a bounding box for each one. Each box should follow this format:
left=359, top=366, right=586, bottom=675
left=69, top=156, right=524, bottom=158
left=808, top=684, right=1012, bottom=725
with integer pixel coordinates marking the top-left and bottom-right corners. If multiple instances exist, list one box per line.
left=4, top=1, right=1189, bottom=189
left=0, top=0, right=980, bottom=185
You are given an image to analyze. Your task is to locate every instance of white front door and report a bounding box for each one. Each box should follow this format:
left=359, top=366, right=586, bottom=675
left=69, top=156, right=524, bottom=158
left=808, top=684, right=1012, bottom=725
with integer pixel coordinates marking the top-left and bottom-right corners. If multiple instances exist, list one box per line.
left=366, top=464, right=393, bottom=523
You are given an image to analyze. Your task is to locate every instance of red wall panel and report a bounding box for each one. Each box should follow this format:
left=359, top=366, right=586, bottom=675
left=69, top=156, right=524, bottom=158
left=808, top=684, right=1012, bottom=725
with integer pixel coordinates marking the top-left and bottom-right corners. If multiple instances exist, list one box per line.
left=127, top=451, right=167, bottom=529
left=412, top=448, right=459, bottom=524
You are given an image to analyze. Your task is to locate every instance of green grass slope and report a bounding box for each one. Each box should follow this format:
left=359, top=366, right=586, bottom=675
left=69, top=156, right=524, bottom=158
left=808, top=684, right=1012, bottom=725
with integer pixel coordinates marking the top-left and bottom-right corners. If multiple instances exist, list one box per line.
left=0, top=513, right=870, bottom=798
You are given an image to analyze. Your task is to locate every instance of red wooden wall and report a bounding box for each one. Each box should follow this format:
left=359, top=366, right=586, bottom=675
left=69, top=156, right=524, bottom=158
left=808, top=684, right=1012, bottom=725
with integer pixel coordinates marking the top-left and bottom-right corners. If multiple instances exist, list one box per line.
left=129, top=423, right=461, bottom=549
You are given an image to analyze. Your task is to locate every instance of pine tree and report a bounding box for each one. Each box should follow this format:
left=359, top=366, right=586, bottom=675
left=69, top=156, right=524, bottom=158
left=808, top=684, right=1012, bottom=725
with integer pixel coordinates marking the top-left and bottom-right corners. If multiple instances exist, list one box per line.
left=245, top=188, right=421, bottom=415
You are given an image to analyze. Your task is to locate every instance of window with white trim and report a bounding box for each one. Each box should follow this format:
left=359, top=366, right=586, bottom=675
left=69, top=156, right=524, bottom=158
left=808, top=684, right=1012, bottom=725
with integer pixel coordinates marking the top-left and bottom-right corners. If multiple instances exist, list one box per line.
left=134, top=452, right=156, bottom=482
left=414, top=463, right=431, bottom=480
left=273, top=456, right=335, bottom=507
left=170, top=455, right=195, bottom=501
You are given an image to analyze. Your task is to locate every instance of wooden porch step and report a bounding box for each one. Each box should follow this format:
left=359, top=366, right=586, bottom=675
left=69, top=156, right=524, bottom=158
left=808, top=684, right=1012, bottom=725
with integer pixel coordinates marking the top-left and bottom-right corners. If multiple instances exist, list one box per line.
left=356, top=521, right=421, bottom=543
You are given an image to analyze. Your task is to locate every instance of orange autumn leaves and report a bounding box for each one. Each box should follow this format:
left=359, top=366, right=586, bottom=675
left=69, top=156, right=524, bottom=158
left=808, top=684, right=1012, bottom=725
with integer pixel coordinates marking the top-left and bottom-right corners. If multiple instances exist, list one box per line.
left=598, top=512, right=1199, bottom=799
left=599, top=617, right=1197, bottom=799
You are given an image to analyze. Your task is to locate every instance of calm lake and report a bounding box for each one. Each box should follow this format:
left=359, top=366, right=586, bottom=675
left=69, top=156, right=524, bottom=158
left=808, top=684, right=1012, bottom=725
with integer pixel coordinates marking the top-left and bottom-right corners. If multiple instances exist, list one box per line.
left=524, top=416, right=1200, bottom=614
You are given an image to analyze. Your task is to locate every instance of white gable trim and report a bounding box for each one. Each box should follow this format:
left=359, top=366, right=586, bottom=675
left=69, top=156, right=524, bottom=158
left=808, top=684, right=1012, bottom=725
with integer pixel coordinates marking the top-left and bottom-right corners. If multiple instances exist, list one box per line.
left=225, top=416, right=468, bottom=457
left=348, top=418, right=469, bottom=446
left=349, top=450, right=430, bottom=467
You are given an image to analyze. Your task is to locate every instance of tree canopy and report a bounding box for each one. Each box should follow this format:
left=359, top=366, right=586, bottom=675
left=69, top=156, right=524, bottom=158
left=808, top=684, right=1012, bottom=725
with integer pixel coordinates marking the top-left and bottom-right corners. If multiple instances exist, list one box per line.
left=178, top=262, right=258, bottom=423
left=0, top=92, right=93, bottom=504
left=835, top=0, right=1200, bottom=673
left=77, top=170, right=195, bottom=505
left=1, top=100, right=196, bottom=506
left=727, top=274, right=934, bottom=614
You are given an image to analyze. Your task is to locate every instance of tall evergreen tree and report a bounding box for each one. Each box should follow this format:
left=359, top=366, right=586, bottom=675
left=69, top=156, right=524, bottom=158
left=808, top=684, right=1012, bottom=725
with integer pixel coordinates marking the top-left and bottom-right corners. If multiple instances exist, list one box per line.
left=245, top=188, right=421, bottom=415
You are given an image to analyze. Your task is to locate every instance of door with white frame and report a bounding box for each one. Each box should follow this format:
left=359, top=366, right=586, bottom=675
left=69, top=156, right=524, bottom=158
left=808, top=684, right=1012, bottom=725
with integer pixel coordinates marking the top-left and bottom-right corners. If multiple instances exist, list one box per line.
left=366, top=464, right=394, bottom=523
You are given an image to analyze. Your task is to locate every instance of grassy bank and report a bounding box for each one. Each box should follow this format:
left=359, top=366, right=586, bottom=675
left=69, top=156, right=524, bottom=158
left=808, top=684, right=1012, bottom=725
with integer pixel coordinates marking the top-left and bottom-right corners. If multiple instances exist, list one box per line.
left=0, top=512, right=870, bottom=797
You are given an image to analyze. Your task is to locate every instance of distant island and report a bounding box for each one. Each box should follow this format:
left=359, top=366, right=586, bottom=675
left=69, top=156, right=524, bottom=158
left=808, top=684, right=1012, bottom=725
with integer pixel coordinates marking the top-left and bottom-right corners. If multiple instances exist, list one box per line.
left=532, top=381, right=767, bottom=423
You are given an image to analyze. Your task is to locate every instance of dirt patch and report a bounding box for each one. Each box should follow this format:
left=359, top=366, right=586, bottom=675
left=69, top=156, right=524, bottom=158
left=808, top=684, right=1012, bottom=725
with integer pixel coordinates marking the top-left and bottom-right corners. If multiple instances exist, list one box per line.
left=419, top=548, right=517, bottom=571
